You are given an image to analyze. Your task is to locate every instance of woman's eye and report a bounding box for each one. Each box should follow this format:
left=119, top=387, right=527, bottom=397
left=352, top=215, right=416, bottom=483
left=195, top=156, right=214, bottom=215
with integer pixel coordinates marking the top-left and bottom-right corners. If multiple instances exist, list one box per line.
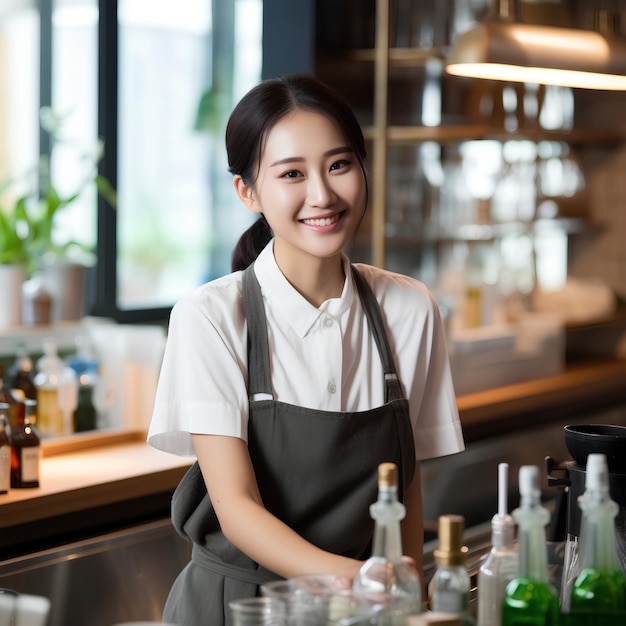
left=282, top=170, right=301, bottom=179
left=330, top=159, right=350, bottom=172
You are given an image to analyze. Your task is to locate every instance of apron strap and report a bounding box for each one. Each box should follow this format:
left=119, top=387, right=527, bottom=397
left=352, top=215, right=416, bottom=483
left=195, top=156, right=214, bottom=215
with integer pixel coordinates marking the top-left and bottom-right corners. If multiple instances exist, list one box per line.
left=243, top=264, right=273, bottom=398
left=351, top=266, right=404, bottom=404
left=191, top=544, right=279, bottom=586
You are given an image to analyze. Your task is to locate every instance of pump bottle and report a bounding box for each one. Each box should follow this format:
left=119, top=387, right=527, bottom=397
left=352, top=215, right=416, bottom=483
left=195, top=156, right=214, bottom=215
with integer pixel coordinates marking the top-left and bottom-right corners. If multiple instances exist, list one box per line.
left=502, top=465, right=560, bottom=626
left=477, top=463, right=518, bottom=626
left=568, top=453, right=626, bottom=623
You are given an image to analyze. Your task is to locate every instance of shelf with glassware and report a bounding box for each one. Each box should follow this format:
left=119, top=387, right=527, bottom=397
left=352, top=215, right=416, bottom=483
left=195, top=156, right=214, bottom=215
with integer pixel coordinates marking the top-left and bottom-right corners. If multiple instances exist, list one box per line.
left=315, top=0, right=619, bottom=275
left=312, top=0, right=626, bottom=400
left=385, top=216, right=590, bottom=245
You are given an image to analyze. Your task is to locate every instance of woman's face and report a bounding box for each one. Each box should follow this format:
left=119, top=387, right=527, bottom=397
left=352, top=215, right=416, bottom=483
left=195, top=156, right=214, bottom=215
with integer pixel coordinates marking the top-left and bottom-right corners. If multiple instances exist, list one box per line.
left=236, top=108, right=367, bottom=269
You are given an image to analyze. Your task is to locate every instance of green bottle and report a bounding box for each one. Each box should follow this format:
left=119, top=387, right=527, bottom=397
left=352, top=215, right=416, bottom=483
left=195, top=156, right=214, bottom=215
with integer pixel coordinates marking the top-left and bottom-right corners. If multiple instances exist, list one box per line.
left=502, top=465, right=560, bottom=626
left=569, top=453, right=626, bottom=622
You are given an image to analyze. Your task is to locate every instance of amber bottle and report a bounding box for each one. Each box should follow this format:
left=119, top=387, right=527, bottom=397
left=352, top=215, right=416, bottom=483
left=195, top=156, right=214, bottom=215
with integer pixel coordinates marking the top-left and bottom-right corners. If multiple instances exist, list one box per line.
left=10, top=399, right=41, bottom=488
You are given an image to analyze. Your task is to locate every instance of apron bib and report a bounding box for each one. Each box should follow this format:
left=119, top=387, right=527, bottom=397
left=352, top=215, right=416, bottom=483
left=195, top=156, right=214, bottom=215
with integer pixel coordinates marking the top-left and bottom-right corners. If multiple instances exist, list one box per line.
left=163, top=264, right=415, bottom=626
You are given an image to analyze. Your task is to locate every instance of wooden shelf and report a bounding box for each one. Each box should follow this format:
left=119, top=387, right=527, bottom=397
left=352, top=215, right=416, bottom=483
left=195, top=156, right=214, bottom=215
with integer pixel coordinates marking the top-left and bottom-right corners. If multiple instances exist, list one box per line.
left=385, top=217, right=591, bottom=243
left=458, top=359, right=626, bottom=442
left=362, top=124, right=626, bottom=145
left=318, top=47, right=443, bottom=66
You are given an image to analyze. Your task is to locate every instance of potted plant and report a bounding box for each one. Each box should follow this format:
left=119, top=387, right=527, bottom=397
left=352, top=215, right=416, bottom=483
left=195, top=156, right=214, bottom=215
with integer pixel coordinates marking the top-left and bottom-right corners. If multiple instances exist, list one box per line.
left=0, top=108, right=116, bottom=326
left=0, top=187, right=30, bottom=327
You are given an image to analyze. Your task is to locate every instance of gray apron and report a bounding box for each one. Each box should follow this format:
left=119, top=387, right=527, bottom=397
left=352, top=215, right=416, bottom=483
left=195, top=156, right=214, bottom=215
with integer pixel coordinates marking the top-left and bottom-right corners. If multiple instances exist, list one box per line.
left=163, top=264, right=416, bottom=626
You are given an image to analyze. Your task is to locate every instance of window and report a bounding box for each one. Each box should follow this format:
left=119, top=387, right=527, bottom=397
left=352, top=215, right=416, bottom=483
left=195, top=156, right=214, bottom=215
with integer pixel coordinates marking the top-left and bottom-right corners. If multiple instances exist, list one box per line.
left=0, top=0, right=263, bottom=323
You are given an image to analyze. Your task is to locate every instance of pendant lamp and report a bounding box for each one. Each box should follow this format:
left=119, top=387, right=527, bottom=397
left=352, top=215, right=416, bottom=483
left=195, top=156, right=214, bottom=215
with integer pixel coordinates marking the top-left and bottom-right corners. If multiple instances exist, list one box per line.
left=445, top=0, right=626, bottom=90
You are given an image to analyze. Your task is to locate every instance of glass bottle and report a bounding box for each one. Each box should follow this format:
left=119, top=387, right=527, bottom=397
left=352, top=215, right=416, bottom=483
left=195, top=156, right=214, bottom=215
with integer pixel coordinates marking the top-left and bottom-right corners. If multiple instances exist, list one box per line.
left=67, top=338, right=99, bottom=432
left=430, top=514, right=475, bottom=625
left=8, top=342, right=37, bottom=401
left=21, top=273, right=53, bottom=326
left=0, top=402, right=11, bottom=494
left=73, top=378, right=98, bottom=432
left=10, top=399, right=41, bottom=489
left=352, top=462, right=422, bottom=624
left=34, top=338, right=78, bottom=436
left=569, top=453, right=626, bottom=619
left=477, top=463, right=519, bottom=626
left=502, top=465, right=560, bottom=626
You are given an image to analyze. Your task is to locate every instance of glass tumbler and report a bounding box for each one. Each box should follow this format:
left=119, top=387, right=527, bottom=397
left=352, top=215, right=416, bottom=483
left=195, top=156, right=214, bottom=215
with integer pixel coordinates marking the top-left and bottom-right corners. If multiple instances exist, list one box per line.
left=292, top=574, right=358, bottom=625
left=228, top=596, right=286, bottom=626
left=261, top=579, right=299, bottom=616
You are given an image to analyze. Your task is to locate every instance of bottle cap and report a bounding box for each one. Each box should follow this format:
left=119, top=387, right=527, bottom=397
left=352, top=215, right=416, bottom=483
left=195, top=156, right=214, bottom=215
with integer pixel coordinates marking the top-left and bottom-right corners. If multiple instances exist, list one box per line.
left=585, top=453, right=608, bottom=492
left=378, top=462, right=398, bottom=488
left=434, top=514, right=468, bottom=566
left=519, top=465, right=540, bottom=499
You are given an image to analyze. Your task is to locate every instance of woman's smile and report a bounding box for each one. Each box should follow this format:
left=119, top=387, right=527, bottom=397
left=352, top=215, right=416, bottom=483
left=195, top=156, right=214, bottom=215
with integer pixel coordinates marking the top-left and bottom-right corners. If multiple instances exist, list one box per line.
left=300, top=211, right=344, bottom=230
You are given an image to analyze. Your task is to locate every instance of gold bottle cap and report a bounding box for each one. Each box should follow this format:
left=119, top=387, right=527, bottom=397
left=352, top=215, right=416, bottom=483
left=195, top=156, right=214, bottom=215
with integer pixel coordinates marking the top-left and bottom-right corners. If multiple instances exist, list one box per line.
left=434, top=514, right=468, bottom=566
left=378, top=462, right=398, bottom=488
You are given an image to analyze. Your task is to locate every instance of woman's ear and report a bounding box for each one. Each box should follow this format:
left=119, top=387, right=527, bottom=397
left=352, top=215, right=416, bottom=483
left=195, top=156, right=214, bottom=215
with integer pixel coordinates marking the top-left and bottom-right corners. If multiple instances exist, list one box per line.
left=233, top=175, right=261, bottom=214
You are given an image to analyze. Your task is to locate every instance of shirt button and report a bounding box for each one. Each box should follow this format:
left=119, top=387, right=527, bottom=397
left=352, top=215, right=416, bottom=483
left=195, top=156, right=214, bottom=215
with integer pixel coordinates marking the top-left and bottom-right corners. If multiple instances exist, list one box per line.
left=328, top=382, right=337, bottom=394
left=324, top=317, right=334, bottom=328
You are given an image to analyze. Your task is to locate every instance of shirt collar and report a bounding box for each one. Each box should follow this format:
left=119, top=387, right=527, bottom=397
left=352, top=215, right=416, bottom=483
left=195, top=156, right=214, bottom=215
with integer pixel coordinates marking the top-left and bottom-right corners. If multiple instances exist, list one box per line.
left=253, top=240, right=356, bottom=338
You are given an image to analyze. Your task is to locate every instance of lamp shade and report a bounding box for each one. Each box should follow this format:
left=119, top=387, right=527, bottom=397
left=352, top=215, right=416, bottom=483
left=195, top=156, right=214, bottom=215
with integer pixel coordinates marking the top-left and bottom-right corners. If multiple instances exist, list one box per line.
left=446, top=18, right=626, bottom=90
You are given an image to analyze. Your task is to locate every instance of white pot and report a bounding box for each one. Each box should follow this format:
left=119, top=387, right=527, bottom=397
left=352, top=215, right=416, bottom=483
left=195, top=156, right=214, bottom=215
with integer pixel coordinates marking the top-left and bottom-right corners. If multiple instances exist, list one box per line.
left=0, top=264, right=26, bottom=328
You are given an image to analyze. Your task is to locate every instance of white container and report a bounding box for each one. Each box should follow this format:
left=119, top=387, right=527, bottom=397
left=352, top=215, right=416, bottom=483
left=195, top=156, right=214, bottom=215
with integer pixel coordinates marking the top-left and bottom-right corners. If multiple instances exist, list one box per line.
left=0, top=264, right=26, bottom=328
left=449, top=313, right=565, bottom=395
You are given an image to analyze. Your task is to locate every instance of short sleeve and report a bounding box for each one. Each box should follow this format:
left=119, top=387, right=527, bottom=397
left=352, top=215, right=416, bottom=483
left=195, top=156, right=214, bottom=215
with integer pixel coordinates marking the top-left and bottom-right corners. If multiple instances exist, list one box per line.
left=147, top=286, right=249, bottom=456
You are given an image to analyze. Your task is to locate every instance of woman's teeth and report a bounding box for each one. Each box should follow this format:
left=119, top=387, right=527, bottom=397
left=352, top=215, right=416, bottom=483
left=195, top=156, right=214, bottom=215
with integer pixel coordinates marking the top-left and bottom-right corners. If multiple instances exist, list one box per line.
left=302, top=214, right=339, bottom=226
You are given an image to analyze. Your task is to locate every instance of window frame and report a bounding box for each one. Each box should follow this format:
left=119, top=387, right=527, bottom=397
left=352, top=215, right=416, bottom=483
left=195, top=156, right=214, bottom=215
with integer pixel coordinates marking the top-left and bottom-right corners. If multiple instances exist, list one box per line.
left=35, top=0, right=315, bottom=324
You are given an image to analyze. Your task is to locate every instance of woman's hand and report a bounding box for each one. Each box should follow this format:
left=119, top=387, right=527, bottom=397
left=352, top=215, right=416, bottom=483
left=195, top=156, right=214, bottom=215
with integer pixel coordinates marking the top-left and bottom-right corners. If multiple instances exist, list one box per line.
left=402, top=555, right=417, bottom=569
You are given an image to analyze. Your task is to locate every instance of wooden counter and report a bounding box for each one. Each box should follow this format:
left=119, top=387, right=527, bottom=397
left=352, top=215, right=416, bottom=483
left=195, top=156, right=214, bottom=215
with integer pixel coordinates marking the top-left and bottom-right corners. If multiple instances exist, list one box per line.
left=1, top=359, right=625, bottom=558
left=0, top=431, right=193, bottom=558
left=0, top=434, right=192, bottom=528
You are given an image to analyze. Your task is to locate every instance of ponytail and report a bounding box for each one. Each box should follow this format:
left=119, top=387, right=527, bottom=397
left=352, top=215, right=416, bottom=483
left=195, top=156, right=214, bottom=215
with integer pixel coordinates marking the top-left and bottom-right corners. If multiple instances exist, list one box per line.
left=231, top=216, right=273, bottom=271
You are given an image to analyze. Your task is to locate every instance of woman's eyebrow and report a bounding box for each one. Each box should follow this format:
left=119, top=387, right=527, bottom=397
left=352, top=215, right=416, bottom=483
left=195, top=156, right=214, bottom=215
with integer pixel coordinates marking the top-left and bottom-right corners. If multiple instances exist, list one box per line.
left=270, top=146, right=353, bottom=168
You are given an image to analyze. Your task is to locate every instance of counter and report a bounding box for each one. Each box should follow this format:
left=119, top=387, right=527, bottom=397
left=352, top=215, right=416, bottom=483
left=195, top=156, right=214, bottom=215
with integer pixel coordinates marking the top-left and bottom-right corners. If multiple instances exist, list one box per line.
left=1, top=358, right=626, bottom=559
left=0, top=431, right=192, bottom=558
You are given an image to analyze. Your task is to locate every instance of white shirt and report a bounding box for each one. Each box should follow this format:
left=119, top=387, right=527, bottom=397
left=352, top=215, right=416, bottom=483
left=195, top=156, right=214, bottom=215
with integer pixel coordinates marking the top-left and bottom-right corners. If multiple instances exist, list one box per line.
left=148, top=241, right=464, bottom=460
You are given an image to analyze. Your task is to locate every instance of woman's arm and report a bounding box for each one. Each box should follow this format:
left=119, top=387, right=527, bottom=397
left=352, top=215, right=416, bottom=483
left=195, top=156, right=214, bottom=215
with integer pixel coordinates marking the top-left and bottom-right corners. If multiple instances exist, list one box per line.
left=401, top=460, right=424, bottom=584
left=192, top=432, right=363, bottom=580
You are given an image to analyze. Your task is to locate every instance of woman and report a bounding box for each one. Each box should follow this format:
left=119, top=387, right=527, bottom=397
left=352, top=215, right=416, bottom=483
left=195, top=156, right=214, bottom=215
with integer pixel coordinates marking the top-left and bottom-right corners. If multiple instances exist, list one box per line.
left=148, top=74, right=465, bottom=625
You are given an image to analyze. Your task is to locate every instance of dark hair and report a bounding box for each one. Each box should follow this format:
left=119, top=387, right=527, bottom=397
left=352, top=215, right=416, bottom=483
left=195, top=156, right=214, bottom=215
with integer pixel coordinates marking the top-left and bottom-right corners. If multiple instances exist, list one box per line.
left=228, top=74, right=368, bottom=271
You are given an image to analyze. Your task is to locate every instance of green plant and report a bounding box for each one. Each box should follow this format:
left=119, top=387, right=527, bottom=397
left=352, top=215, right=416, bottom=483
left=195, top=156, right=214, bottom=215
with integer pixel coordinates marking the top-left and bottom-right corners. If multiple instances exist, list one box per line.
left=0, top=182, right=30, bottom=266
left=0, top=108, right=116, bottom=276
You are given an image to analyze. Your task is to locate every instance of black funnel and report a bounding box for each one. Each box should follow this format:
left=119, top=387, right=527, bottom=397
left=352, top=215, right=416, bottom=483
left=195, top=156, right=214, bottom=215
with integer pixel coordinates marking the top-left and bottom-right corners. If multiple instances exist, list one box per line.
left=564, top=424, right=626, bottom=473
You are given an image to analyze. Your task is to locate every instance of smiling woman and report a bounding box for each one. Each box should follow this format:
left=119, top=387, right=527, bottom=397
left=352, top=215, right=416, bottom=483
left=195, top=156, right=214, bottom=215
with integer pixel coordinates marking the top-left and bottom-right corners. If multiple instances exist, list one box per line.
left=233, top=109, right=368, bottom=300
left=147, top=75, right=465, bottom=625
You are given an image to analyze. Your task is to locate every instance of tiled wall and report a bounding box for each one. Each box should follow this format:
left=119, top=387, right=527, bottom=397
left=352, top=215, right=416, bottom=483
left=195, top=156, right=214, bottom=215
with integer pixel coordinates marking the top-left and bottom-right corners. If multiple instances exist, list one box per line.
left=568, top=93, right=626, bottom=301
left=569, top=144, right=626, bottom=300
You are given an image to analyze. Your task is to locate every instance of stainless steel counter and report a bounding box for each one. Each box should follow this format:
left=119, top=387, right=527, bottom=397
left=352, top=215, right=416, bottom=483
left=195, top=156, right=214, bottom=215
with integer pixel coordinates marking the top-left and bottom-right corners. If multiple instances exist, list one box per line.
left=0, top=517, right=190, bottom=626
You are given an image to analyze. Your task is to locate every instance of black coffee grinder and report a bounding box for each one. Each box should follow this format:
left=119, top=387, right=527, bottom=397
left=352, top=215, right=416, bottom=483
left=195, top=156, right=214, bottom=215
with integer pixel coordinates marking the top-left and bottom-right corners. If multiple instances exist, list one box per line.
left=546, top=424, right=626, bottom=609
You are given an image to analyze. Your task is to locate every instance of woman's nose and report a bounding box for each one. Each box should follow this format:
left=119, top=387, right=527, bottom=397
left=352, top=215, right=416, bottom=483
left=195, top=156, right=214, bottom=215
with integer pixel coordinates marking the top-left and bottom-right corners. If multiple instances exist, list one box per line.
left=307, top=174, right=336, bottom=207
